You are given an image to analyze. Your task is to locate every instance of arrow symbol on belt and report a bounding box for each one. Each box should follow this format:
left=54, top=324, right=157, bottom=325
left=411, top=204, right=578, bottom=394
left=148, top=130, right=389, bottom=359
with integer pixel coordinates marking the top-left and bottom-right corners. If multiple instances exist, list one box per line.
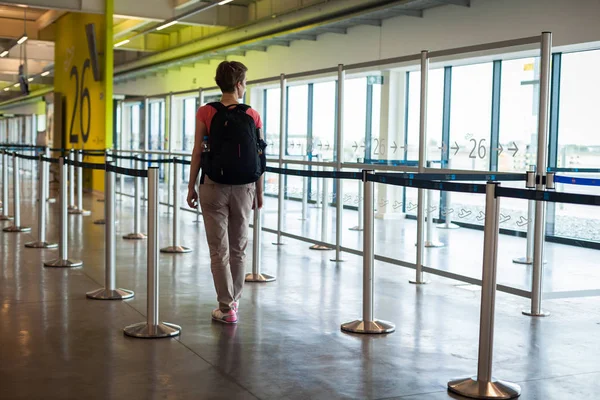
left=392, top=142, right=398, bottom=154
left=408, top=202, right=418, bottom=211
left=476, top=211, right=485, bottom=221
left=458, top=209, right=472, bottom=219
left=499, top=213, right=511, bottom=224
left=451, top=141, right=460, bottom=156
left=509, top=142, right=519, bottom=157
left=495, top=143, right=503, bottom=156
left=516, top=216, right=529, bottom=227
left=441, top=208, right=454, bottom=216
left=393, top=201, right=403, bottom=210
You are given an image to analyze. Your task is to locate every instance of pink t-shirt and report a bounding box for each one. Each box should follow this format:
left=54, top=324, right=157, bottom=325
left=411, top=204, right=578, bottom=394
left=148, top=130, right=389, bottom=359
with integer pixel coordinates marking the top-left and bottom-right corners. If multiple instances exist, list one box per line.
left=196, top=103, right=263, bottom=134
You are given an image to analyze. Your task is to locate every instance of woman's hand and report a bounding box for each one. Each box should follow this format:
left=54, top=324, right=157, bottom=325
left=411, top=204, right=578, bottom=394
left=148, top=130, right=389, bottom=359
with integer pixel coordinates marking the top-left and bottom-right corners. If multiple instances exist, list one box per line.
left=253, top=190, right=263, bottom=210
left=187, top=185, right=198, bottom=209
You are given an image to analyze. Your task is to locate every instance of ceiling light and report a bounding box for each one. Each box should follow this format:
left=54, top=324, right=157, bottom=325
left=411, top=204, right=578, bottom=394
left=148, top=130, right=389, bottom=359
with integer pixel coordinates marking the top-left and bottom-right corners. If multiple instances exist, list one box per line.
left=114, top=39, right=130, bottom=48
left=28, top=77, right=34, bottom=82
left=41, top=71, right=50, bottom=77
left=0, top=50, right=8, bottom=57
left=218, top=0, right=233, bottom=5
left=3, top=88, right=9, bottom=92
left=13, top=83, right=20, bottom=88
left=156, top=21, right=178, bottom=31
left=17, top=35, right=28, bottom=45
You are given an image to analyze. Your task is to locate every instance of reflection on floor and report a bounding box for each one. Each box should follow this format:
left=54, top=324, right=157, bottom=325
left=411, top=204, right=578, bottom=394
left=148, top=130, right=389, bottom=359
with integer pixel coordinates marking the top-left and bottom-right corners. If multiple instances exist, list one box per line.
left=1, top=175, right=600, bottom=400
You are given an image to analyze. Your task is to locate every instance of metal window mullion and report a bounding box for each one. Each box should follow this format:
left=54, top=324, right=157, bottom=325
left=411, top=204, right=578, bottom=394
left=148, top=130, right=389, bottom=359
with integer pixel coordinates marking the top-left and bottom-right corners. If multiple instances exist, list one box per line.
left=546, top=52, right=562, bottom=237
left=490, top=60, right=502, bottom=172
left=307, top=83, right=314, bottom=201
left=365, top=81, right=374, bottom=162
left=439, top=66, right=453, bottom=221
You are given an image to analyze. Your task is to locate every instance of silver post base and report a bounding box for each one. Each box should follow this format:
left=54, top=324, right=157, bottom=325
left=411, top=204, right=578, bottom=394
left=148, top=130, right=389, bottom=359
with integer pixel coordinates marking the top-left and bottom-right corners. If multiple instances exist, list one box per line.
left=160, top=245, right=192, bottom=254
left=44, top=258, right=83, bottom=268
left=424, top=241, right=445, bottom=248
left=25, top=241, right=58, bottom=249
left=47, top=198, right=56, bottom=203
left=0, top=215, right=14, bottom=221
left=341, top=319, right=395, bottom=334
left=67, top=205, right=77, bottom=210
left=245, top=273, right=276, bottom=282
left=68, top=208, right=91, bottom=216
left=310, top=244, right=332, bottom=251
left=409, top=279, right=430, bottom=285
left=3, top=225, right=32, bottom=233
left=123, top=233, right=147, bottom=240
left=330, top=258, right=345, bottom=262
left=272, top=241, right=285, bottom=246
left=349, top=226, right=364, bottom=231
left=93, top=219, right=105, bottom=225
left=438, top=223, right=460, bottom=229
left=123, top=322, right=181, bottom=338
left=447, top=377, right=521, bottom=399
left=86, top=288, right=134, bottom=300
left=512, top=257, right=546, bottom=265
left=522, top=310, right=550, bottom=317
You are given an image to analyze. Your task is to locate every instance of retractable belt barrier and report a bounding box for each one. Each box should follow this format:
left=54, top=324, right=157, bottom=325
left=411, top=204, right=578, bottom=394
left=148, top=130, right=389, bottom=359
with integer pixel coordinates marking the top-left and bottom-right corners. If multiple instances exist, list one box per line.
left=554, top=175, right=600, bottom=187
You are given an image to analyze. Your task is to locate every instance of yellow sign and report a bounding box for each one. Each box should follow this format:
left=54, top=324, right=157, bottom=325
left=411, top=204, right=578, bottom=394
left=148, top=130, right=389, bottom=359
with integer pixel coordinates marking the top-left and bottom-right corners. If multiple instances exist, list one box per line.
left=523, top=62, right=534, bottom=71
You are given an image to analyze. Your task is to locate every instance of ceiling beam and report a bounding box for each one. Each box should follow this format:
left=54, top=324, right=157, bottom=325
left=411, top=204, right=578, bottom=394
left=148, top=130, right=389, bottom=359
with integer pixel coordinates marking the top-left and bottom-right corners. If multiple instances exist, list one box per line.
left=351, top=18, right=382, bottom=27
left=392, top=9, right=423, bottom=17
left=114, top=19, right=155, bottom=39
left=434, top=0, right=470, bottom=6
left=0, top=19, right=39, bottom=40
left=36, top=9, right=66, bottom=31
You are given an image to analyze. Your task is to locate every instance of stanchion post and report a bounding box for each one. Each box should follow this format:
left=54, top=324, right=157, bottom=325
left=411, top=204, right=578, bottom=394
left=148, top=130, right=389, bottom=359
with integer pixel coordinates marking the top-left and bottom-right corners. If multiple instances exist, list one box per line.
left=273, top=74, right=286, bottom=245
left=44, top=157, right=83, bottom=268
left=25, top=155, right=57, bottom=248
left=524, top=32, right=552, bottom=317
left=44, top=147, right=56, bottom=203
left=513, top=165, right=536, bottom=265
left=3, top=154, right=31, bottom=232
left=69, top=150, right=91, bottom=216
left=124, top=167, right=181, bottom=338
left=161, top=158, right=191, bottom=253
left=299, top=155, right=308, bottom=221
left=0, top=151, right=12, bottom=221
left=448, top=182, right=521, bottom=399
left=341, top=170, right=395, bottom=334
left=331, top=64, right=345, bottom=262
left=87, top=163, right=135, bottom=300
left=411, top=50, right=430, bottom=285
left=438, top=160, right=458, bottom=229
left=68, top=150, right=76, bottom=210
left=310, top=174, right=332, bottom=250
left=424, top=189, right=444, bottom=247
left=123, top=157, right=146, bottom=240
left=350, top=182, right=364, bottom=231
left=246, top=184, right=275, bottom=282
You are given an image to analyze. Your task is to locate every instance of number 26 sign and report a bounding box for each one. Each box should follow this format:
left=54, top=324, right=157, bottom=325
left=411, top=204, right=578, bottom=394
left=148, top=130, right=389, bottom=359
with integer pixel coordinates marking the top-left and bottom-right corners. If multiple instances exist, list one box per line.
left=69, top=58, right=92, bottom=144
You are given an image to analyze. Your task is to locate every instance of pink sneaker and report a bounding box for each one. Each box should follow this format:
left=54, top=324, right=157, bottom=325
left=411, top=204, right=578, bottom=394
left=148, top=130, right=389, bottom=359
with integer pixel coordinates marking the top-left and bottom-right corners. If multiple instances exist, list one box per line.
left=232, top=302, right=239, bottom=313
left=212, top=308, right=238, bottom=324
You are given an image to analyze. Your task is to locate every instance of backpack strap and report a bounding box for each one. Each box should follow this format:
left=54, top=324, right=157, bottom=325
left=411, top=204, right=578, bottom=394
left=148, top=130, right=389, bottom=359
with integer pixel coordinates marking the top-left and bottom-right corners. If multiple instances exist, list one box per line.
left=208, top=102, right=228, bottom=113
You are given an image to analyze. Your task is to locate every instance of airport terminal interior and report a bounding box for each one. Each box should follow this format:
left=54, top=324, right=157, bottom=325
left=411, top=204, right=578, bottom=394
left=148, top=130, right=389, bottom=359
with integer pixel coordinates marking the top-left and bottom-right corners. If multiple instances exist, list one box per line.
left=1, top=0, right=600, bottom=399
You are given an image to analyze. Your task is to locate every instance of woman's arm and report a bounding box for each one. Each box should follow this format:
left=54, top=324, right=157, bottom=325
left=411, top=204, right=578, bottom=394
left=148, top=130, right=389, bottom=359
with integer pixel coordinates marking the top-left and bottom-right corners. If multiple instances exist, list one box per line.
left=186, top=120, right=208, bottom=209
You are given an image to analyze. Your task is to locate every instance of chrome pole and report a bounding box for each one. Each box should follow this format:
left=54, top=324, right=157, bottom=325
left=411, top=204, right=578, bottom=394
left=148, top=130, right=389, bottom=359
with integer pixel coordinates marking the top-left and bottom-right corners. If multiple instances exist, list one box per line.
left=87, top=163, right=134, bottom=300
left=448, top=182, right=521, bottom=399
left=195, top=89, right=203, bottom=225
left=341, top=171, right=395, bottom=334
left=123, top=157, right=146, bottom=240
left=124, top=167, right=181, bottom=338
left=424, top=190, right=443, bottom=247
left=273, top=74, right=286, bottom=245
left=513, top=165, right=536, bottom=265
left=142, top=97, right=150, bottom=206
left=44, top=157, right=82, bottom=268
left=44, top=147, right=56, bottom=203
left=69, top=150, right=90, bottom=215
left=299, top=155, right=308, bottom=221
left=332, top=64, right=345, bottom=262
left=3, top=154, right=31, bottom=233
left=94, top=150, right=109, bottom=225
left=411, top=50, right=429, bottom=285
left=524, top=32, right=552, bottom=317
left=246, top=184, right=275, bottom=283
left=25, top=156, right=57, bottom=248
left=350, top=182, right=364, bottom=231
left=310, top=174, right=331, bottom=250
left=161, top=158, right=191, bottom=253
left=438, top=159, right=458, bottom=229
left=68, top=150, right=76, bottom=210
left=0, top=152, right=12, bottom=221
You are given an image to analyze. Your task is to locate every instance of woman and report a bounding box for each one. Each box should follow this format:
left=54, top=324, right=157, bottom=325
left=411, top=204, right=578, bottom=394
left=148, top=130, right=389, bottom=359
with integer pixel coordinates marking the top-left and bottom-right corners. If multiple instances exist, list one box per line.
left=187, top=61, right=265, bottom=324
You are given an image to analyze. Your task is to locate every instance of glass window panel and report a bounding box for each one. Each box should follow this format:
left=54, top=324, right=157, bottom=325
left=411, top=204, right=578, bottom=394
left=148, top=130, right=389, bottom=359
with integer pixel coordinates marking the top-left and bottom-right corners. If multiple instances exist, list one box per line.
left=313, top=81, right=336, bottom=162
left=183, top=98, right=196, bottom=152
left=342, top=78, right=367, bottom=163
left=286, top=85, right=309, bottom=158
left=265, top=88, right=281, bottom=157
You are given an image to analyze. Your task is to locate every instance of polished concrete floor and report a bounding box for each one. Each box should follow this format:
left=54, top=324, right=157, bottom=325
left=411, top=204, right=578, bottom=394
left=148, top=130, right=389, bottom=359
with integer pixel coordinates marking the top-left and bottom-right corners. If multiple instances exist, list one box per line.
left=1, top=173, right=600, bottom=399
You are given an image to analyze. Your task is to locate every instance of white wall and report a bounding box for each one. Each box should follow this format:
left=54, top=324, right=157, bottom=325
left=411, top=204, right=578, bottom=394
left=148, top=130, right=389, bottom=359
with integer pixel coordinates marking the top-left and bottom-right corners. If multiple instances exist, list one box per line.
left=114, top=0, right=600, bottom=96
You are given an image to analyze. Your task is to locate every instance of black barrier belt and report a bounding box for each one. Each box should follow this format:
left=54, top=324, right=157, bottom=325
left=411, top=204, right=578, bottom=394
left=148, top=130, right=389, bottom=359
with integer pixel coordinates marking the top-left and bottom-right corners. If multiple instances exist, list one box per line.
left=0, top=144, right=44, bottom=150
left=496, top=187, right=600, bottom=207
left=172, top=158, right=191, bottom=165
left=368, top=173, right=487, bottom=194
left=376, top=171, right=526, bottom=182
left=106, top=163, right=148, bottom=178
left=14, top=153, right=39, bottom=161
left=63, top=159, right=106, bottom=171
left=266, top=166, right=362, bottom=180
left=41, top=156, right=59, bottom=164
left=548, top=167, right=600, bottom=173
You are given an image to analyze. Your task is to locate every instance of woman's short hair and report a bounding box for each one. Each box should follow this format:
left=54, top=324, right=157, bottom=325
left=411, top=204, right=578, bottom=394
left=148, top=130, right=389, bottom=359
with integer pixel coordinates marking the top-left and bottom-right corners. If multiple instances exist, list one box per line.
left=215, top=61, right=248, bottom=93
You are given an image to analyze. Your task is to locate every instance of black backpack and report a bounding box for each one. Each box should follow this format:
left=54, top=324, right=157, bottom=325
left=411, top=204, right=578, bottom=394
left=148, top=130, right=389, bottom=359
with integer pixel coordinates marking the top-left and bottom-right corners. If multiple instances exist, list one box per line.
left=201, top=102, right=267, bottom=185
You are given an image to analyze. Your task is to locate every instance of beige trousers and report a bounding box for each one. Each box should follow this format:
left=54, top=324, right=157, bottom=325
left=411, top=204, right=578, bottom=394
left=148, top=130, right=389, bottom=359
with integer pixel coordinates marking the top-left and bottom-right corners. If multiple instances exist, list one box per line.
left=200, top=178, right=255, bottom=312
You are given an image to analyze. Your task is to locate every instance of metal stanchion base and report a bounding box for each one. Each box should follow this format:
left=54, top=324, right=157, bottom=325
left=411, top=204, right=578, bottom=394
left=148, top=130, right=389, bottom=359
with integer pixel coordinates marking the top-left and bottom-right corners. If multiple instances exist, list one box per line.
left=25, top=241, right=58, bottom=249
left=341, top=319, right=395, bottom=334
left=160, top=245, right=192, bottom=254
left=330, top=258, right=345, bottom=262
left=86, top=288, right=134, bottom=300
left=0, top=215, right=14, bottom=221
left=349, top=226, right=364, bottom=231
left=3, top=225, right=32, bottom=233
left=310, top=244, right=332, bottom=251
left=68, top=205, right=77, bottom=210
left=123, top=233, right=147, bottom=240
left=522, top=310, right=550, bottom=317
left=94, top=219, right=105, bottom=225
left=44, top=258, right=83, bottom=268
left=68, top=208, right=91, bottom=216
left=47, top=198, right=56, bottom=204
left=245, top=273, right=276, bottom=282
left=512, top=257, right=546, bottom=265
left=123, top=322, right=181, bottom=338
left=409, top=279, right=430, bottom=285
left=448, top=377, right=521, bottom=399
left=438, top=223, right=460, bottom=229
left=272, top=242, right=285, bottom=246
left=424, top=241, right=445, bottom=248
